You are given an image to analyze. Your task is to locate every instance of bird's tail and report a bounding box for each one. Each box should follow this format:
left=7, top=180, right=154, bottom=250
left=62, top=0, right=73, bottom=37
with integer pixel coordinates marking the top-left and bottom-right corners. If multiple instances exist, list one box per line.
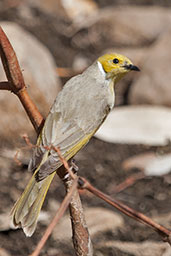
left=11, top=159, right=55, bottom=237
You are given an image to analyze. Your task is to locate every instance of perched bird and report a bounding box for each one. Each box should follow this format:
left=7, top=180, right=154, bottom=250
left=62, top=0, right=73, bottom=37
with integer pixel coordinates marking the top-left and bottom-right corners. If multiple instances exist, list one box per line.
left=11, top=53, right=139, bottom=236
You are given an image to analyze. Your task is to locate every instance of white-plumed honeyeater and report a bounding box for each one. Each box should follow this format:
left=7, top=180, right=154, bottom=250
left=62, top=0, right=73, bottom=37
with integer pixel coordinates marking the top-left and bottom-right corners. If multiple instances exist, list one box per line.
left=11, top=53, right=140, bottom=236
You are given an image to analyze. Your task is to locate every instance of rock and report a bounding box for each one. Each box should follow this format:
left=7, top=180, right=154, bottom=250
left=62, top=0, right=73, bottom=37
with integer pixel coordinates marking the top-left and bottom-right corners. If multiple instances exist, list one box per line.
left=95, top=105, right=171, bottom=146
left=84, top=207, right=123, bottom=237
left=129, top=31, right=171, bottom=106
left=72, top=6, right=171, bottom=49
left=26, top=0, right=98, bottom=23
left=144, top=153, right=171, bottom=176
left=61, top=0, right=98, bottom=24
left=25, top=0, right=65, bottom=17
left=0, top=213, right=12, bottom=232
left=0, top=248, right=11, bottom=256
left=97, top=241, right=170, bottom=256
left=0, top=22, right=61, bottom=142
left=71, top=6, right=171, bottom=106
left=122, top=152, right=156, bottom=172
left=52, top=207, right=123, bottom=241
left=72, top=54, right=90, bottom=71
left=122, top=152, right=171, bottom=176
left=153, top=213, right=171, bottom=229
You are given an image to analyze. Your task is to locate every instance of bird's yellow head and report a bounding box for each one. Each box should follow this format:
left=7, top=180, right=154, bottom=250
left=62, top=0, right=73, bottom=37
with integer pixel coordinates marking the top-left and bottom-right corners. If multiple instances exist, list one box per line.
left=98, top=53, right=140, bottom=82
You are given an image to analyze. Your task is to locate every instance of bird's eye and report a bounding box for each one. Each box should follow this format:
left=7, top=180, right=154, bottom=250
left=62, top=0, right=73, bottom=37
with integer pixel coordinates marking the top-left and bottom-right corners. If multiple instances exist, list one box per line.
left=113, top=58, right=119, bottom=64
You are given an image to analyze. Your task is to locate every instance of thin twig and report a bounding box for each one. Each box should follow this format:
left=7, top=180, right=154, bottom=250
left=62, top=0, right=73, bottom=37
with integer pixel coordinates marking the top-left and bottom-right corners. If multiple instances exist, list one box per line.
left=56, top=67, right=82, bottom=77
left=14, top=134, right=37, bottom=166
left=23, top=133, right=36, bottom=148
left=111, top=172, right=145, bottom=194
left=29, top=178, right=78, bottom=256
left=78, top=177, right=171, bottom=245
left=14, top=149, right=22, bottom=166
left=53, top=146, right=76, bottom=180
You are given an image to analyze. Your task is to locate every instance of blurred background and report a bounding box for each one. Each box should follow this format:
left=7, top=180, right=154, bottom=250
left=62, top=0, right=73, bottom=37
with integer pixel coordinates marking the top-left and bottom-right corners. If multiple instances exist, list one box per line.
left=0, top=1, right=171, bottom=255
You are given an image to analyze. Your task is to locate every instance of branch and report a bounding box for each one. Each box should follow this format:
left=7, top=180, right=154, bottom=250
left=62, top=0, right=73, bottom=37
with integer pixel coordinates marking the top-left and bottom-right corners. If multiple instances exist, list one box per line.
left=65, top=178, right=92, bottom=255
left=0, top=26, right=43, bottom=133
left=0, top=26, right=25, bottom=92
left=56, top=67, right=83, bottom=78
left=56, top=148, right=92, bottom=255
left=0, top=26, right=91, bottom=255
left=78, top=177, right=171, bottom=245
left=29, top=178, right=78, bottom=256
left=0, top=81, right=12, bottom=90
left=111, top=172, right=145, bottom=194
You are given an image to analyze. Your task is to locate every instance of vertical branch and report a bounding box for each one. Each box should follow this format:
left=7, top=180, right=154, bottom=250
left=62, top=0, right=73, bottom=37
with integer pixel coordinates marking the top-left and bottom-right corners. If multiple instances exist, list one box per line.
left=57, top=165, right=93, bottom=255
left=66, top=178, right=93, bottom=255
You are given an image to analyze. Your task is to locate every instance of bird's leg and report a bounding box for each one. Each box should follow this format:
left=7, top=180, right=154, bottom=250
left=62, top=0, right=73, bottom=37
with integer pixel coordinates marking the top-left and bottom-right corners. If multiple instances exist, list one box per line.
left=70, top=158, right=79, bottom=174
left=62, top=158, right=79, bottom=181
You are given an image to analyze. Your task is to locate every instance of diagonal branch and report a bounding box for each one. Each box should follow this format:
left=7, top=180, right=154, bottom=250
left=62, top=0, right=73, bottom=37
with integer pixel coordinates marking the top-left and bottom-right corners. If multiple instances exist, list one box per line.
left=78, top=177, right=171, bottom=245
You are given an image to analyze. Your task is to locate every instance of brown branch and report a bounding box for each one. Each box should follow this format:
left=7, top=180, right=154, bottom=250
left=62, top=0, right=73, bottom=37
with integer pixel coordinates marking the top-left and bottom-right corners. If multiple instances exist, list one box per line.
left=29, top=178, right=78, bottom=256
left=56, top=67, right=83, bottom=78
left=78, top=177, right=171, bottom=245
left=17, top=88, right=44, bottom=133
left=0, top=26, right=25, bottom=92
left=55, top=148, right=92, bottom=255
left=67, top=179, right=93, bottom=255
left=0, top=26, right=43, bottom=133
left=111, top=172, right=145, bottom=194
left=0, top=81, right=12, bottom=90
left=0, top=26, right=91, bottom=255
left=53, top=146, right=76, bottom=180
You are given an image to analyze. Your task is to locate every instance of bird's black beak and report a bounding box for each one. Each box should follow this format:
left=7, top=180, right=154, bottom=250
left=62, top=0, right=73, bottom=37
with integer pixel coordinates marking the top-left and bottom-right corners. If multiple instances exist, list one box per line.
left=123, top=64, right=140, bottom=71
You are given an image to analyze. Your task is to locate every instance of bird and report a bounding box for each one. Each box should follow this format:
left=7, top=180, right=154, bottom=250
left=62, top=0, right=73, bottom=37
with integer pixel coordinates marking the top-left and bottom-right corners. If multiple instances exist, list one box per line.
left=11, top=53, right=140, bottom=237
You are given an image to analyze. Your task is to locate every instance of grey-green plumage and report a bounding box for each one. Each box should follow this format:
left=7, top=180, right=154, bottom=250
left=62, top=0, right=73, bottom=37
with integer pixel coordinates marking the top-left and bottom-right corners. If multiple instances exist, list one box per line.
left=11, top=53, right=139, bottom=237
left=29, top=62, right=115, bottom=181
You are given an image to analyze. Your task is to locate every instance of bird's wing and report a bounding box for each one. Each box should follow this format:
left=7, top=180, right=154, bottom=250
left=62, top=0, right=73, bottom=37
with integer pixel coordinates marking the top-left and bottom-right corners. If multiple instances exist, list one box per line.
left=29, top=110, right=98, bottom=181
left=28, top=70, right=110, bottom=180
left=28, top=138, right=46, bottom=173
left=28, top=111, right=64, bottom=173
left=38, top=123, right=97, bottom=180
